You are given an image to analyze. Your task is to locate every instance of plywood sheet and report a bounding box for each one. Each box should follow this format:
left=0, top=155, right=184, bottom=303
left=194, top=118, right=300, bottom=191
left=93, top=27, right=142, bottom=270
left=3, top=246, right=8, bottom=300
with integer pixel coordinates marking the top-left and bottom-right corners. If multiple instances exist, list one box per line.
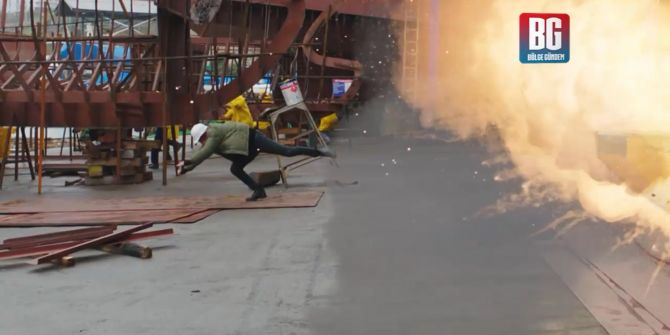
left=0, top=191, right=324, bottom=214
left=0, top=209, right=200, bottom=227
left=170, top=209, right=221, bottom=223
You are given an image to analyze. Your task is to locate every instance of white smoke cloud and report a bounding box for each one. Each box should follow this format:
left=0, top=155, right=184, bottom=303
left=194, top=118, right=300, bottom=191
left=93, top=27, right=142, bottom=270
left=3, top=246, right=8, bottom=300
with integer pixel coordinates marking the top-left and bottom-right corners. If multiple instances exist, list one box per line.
left=400, top=0, right=670, bottom=239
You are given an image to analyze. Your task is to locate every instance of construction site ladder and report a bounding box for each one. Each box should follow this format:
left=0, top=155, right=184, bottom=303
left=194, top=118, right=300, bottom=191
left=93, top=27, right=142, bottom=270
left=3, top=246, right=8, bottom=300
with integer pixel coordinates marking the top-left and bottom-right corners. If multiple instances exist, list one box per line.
left=402, top=0, right=420, bottom=103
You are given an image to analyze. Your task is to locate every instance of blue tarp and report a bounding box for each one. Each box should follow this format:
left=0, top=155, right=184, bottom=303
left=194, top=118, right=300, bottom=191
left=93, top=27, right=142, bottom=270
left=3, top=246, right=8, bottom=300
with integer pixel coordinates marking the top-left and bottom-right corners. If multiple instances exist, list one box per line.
left=57, top=45, right=273, bottom=88
left=58, top=42, right=130, bottom=85
left=59, top=42, right=128, bottom=61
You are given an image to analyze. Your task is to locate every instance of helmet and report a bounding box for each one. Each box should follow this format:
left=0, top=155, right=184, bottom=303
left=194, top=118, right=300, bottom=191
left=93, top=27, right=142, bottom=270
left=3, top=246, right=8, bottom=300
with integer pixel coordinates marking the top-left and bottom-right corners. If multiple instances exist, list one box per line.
left=190, top=123, right=208, bottom=143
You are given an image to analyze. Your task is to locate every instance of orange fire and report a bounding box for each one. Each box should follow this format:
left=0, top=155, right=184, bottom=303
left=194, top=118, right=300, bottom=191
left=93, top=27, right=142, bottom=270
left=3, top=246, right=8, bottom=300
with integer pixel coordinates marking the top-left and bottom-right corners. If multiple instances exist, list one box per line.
left=398, top=0, right=670, bottom=240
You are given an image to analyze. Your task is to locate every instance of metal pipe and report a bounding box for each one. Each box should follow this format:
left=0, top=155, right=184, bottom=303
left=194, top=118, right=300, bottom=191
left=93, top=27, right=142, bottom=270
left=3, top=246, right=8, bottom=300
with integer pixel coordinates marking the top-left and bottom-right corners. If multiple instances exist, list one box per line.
left=161, top=60, right=167, bottom=186
left=19, top=0, right=25, bottom=34
left=21, top=127, right=35, bottom=180
left=0, top=0, right=8, bottom=33
left=0, top=125, right=12, bottom=190
left=0, top=52, right=283, bottom=66
left=36, top=0, right=48, bottom=195
left=14, top=125, right=19, bottom=181
left=318, top=5, right=331, bottom=101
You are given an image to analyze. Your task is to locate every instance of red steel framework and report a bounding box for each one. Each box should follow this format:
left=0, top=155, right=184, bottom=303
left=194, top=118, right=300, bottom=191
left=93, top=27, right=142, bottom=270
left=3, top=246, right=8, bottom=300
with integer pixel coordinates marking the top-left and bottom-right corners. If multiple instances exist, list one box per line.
left=0, top=0, right=402, bottom=128
left=0, top=0, right=403, bottom=191
left=0, top=0, right=305, bottom=128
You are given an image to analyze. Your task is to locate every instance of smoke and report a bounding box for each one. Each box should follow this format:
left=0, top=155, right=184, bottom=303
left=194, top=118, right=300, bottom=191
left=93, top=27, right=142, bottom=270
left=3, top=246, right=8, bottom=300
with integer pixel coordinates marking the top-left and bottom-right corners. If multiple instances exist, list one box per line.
left=399, top=0, right=670, bottom=238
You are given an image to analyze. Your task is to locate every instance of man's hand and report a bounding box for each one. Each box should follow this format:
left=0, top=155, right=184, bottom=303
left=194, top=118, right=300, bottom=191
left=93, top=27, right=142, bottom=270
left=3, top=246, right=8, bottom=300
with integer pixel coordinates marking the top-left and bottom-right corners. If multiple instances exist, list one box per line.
left=177, top=161, right=187, bottom=176
left=177, top=160, right=194, bottom=176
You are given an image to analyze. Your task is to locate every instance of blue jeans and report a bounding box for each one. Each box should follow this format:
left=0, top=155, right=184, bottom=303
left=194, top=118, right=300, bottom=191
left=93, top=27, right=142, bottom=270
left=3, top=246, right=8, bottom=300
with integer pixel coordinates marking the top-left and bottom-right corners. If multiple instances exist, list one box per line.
left=150, top=128, right=179, bottom=166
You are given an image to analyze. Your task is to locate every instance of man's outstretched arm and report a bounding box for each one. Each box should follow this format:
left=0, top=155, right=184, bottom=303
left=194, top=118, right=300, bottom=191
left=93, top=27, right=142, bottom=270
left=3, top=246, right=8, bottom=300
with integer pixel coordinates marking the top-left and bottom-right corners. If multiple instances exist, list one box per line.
left=182, top=131, right=220, bottom=172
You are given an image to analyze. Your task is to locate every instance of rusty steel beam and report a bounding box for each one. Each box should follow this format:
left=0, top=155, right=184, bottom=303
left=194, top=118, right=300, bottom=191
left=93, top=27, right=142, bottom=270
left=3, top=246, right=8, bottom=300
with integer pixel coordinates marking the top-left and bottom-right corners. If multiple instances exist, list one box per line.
left=0, top=228, right=174, bottom=261
left=232, top=0, right=404, bottom=20
left=29, top=222, right=154, bottom=265
left=212, top=0, right=306, bottom=112
left=301, top=4, right=362, bottom=101
left=0, top=35, right=158, bottom=43
left=0, top=0, right=308, bottom=127
left=1, top=226, right=116, bottom=249
left=0, top=0, right=7, bottom=33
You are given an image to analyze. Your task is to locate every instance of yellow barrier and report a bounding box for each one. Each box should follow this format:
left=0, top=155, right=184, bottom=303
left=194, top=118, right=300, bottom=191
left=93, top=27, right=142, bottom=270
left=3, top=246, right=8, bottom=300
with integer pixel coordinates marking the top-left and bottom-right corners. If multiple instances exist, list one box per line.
left=0, top=127, right=13, bottom=160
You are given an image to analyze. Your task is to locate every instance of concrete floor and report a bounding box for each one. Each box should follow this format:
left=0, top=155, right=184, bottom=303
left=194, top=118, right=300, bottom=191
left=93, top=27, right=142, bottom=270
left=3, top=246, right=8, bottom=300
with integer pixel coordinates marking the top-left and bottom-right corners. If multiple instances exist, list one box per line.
left=308, top=137, right=605, bottom=335
left=0, top=134, right=638, bottom=334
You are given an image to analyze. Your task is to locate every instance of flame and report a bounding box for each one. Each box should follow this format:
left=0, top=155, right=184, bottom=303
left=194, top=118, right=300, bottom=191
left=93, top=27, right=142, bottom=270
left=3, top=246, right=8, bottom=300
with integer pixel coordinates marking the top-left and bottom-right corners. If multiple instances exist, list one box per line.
left=398, top=0, right=670, bottom=239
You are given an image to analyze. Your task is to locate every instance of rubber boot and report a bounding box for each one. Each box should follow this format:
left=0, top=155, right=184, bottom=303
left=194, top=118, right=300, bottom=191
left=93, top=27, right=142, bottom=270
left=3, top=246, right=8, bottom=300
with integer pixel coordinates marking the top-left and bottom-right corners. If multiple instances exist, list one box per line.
left=319, top=147, right=337, bottom=159
left=246, top=188, right=267, bottom=202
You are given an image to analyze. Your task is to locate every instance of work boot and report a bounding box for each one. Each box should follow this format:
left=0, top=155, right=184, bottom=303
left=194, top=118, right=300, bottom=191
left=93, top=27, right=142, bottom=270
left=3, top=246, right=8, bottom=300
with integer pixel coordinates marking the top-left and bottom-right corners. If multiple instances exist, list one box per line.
left=319, top=147, right=337, bottom=159
left=246, top=188, right=267, bottom=202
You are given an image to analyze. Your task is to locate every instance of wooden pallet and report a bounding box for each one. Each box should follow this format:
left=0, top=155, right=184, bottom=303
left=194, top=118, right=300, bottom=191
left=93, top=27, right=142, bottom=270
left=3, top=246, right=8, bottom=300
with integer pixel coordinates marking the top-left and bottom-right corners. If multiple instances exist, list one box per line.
left=84, top=139, right=157, bottom=186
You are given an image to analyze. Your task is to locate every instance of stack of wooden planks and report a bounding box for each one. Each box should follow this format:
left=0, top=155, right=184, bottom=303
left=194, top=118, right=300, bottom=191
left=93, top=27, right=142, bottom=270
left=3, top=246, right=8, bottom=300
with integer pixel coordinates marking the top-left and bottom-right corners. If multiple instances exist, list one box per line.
left=84, top=139, right=160, bottom=186
left=0, top=224, right=173, bottom=267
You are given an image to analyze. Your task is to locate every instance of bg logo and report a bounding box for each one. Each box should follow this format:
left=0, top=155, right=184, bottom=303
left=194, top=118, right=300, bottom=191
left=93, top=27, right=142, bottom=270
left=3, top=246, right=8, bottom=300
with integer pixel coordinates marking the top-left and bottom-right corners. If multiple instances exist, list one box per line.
left=520, top=13, right=570, bottom=63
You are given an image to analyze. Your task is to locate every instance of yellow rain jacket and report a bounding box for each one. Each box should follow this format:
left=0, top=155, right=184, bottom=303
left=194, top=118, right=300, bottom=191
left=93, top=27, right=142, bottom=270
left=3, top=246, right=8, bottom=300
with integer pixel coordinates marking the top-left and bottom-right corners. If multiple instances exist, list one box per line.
left=0, top=127, right=15, bottom=159
left=318, top=113, right=339, bottom=132
left=166, top=125, right=181, bottom=140
left=222, top=95, right=270, bottom=130
left=223, top=96, right=254, bottom=127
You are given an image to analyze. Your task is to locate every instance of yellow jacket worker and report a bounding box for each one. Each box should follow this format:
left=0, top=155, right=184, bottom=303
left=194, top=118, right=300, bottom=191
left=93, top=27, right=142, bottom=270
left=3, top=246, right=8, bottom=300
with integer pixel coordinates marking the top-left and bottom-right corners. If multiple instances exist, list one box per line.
left=318, top=113, right=339, bottom=132
left=221, top=95, right=270, bottom=130
left=222, top=95, right=254, bottom=127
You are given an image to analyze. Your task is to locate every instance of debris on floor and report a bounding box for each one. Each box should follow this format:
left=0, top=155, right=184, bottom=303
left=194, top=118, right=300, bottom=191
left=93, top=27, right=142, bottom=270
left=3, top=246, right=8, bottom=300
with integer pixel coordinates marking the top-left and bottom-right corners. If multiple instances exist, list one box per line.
left=0, top=191, right=323, bottom=227
left=0, top=191, right=324, bottom=213
left=0, top=224, right=173, bottom=267
left=0, top=208, right=217, bottom=227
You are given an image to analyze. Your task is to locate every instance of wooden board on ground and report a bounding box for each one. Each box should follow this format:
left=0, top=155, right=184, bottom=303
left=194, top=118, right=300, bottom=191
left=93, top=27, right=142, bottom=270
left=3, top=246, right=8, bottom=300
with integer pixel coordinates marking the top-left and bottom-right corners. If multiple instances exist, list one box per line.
left=29, top=223, right=154, bottom=265
left=0, top=209, right=204, bottom=227
left=170, top=209, right=221, bottom=223
left=0, top=228, right=174, bottom=261
left=0, top=191, right=324, bottom=214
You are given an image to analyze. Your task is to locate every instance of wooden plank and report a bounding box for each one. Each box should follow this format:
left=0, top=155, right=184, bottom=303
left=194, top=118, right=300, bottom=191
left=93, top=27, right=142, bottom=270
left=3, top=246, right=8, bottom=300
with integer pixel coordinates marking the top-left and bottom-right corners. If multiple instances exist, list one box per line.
left=0, top=228, right=173, bottom=261
left=43, top=163, right=87, bottom=173
left=0, top=191, right=325, bottom=214
left=123, top=140, right=161, bottom=150
left=29, top=223, right=154, bottom=265
left=3, top=226, right=113, bottom=245
left=170, top=209, right=220, bottom=223
left=87, top=157, right=147, bottom=167
left=97, top=242, right=152, bottom=259
left=0, top=209, right=201, bottom=227
left=1, top=226, right=115, bottom=249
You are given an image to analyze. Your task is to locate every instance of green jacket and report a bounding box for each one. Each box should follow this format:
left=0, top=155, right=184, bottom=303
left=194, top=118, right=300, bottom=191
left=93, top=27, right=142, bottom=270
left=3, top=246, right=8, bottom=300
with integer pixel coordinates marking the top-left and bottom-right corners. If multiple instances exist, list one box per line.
left=184, top=122, right=250, bottom=171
